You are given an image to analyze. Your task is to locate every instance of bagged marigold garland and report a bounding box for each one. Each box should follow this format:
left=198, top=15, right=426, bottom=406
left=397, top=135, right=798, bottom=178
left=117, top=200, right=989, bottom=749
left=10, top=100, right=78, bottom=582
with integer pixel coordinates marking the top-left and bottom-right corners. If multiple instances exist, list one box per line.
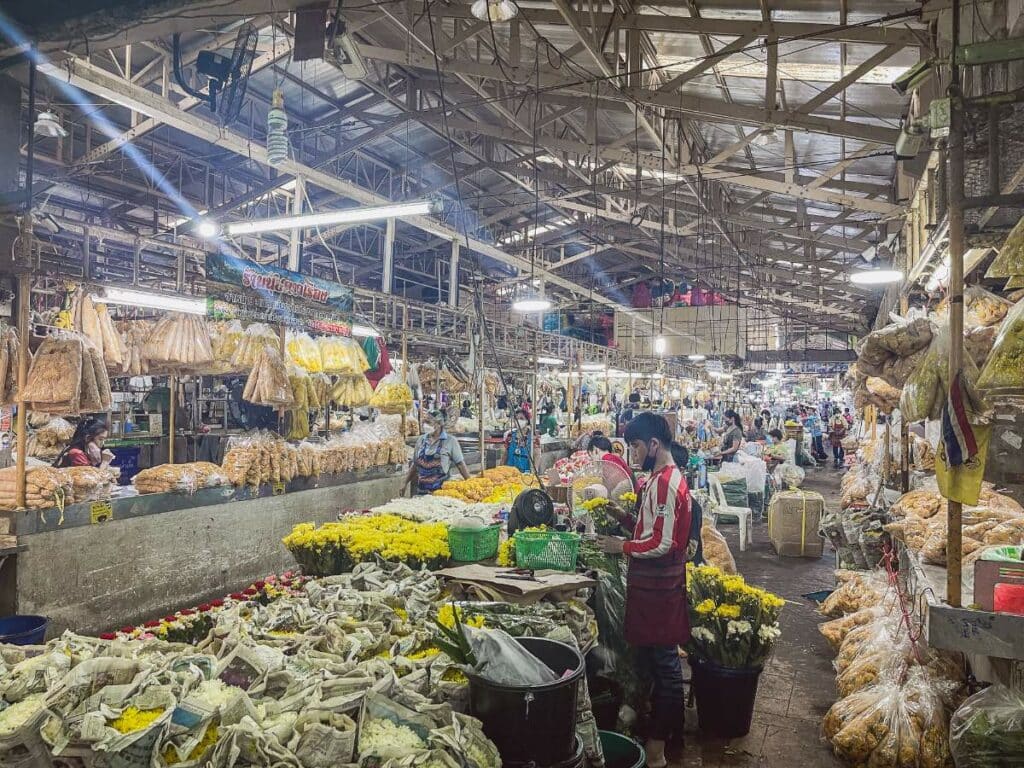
left=283, top=514, right=451, bottom=576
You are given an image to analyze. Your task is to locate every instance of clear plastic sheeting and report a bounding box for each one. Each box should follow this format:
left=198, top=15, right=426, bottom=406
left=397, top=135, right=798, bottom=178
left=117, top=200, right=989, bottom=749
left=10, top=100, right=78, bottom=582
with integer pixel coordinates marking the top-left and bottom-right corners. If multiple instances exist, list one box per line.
left=949, top=683, right=1024, bottom=767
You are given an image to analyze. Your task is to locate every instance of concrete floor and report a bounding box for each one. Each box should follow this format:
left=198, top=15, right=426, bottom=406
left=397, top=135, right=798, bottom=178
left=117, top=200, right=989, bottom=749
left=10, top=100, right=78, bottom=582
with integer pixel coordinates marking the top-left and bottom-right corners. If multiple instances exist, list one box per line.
left=672, top=467, right=845, bottom=768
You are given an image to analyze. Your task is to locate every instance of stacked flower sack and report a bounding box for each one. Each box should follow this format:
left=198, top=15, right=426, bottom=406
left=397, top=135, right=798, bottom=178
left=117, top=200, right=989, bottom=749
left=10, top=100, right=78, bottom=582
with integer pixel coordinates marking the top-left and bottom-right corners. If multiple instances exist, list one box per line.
left=818, top=570, right=967, bottom=768
left=0, top=563, right=589, bottom=768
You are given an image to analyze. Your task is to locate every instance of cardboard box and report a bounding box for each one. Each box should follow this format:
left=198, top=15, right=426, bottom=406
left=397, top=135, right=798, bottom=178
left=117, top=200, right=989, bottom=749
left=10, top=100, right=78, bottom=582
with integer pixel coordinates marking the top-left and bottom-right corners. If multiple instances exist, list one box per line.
left=768, top=490, right=824, bottom=558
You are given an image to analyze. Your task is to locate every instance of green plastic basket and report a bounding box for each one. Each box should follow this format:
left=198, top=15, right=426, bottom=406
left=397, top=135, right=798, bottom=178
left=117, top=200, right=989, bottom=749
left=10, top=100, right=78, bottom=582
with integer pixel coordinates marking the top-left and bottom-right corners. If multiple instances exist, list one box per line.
left=514, top=530, right=581, bottom=572
left=448, top=524, right=502, bottom=562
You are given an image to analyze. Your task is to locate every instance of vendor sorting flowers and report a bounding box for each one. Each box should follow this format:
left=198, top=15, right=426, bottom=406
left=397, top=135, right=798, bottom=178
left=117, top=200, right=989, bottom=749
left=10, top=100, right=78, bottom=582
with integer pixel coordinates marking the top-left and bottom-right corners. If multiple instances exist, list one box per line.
left=402, top=408, right=471, bottom=495
left=598, top=412, right=691, bottom=768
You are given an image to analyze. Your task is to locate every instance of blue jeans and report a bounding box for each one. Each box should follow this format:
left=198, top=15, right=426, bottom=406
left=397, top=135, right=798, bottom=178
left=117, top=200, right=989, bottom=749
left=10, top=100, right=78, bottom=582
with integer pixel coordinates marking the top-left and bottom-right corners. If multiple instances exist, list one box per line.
left=636, top=645, right=685, bottom=740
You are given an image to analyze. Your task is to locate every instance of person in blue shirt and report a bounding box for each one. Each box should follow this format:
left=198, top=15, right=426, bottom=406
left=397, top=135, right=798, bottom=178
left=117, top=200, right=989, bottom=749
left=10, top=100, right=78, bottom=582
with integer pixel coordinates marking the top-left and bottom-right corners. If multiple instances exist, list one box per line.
left=505, top=408, right=532, bottom=472
left=801, top=407, right=826, bottom=461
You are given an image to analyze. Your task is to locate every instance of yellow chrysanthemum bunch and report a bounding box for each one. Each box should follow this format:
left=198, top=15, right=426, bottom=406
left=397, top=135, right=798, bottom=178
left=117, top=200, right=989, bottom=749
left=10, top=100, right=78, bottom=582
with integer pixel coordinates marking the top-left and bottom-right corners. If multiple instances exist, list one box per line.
left=283, top=514, right=450, bottom=566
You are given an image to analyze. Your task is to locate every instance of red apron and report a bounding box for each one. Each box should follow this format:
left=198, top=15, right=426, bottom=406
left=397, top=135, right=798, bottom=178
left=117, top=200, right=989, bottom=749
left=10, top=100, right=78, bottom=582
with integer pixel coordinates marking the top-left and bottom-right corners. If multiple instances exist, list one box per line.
left=624, top=467, right=690, bottom=647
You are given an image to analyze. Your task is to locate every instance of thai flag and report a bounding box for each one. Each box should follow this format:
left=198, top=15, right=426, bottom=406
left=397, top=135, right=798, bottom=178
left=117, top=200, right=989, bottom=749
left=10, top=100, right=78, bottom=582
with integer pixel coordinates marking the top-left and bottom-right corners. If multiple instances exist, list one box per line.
left=941, top=372, right=978, bottom=467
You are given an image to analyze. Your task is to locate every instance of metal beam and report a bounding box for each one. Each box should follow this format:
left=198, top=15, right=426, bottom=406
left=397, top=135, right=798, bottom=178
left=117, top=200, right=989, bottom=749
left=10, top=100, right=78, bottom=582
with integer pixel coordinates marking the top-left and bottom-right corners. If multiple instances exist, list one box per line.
left=41, top=53, right=674, bottom=323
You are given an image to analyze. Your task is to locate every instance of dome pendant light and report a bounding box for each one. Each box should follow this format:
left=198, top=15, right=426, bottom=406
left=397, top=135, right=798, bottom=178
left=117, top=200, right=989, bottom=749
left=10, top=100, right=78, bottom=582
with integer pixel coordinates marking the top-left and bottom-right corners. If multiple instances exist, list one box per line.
left=34, top=110, right=67, bottom=138
left=471, top=0, right=518, bottom=22
left=849, top=266, right=903, bottom=285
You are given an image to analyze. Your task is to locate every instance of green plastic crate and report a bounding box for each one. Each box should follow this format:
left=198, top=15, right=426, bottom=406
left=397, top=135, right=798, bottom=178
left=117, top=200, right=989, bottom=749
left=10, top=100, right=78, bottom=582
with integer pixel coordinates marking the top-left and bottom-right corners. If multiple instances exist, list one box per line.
left=514, top=530, right=581, bottom=572
left=448, top=524, right=501, bottom=562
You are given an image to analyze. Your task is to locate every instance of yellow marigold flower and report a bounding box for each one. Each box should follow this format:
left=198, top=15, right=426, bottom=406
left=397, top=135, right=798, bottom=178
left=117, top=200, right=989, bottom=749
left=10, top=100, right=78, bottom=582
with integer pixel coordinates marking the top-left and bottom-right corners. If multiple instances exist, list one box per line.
left=715, top=603, right=741, bottom=620
left=110, top=707, right=164, bottom=734
left=694, top=599, right=716, bottom=615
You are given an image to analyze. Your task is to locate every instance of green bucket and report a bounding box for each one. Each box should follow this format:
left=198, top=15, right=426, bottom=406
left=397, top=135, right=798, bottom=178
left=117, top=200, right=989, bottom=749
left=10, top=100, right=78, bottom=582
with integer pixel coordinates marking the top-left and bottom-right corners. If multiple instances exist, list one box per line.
left=599, top=731, right=645, bottom=768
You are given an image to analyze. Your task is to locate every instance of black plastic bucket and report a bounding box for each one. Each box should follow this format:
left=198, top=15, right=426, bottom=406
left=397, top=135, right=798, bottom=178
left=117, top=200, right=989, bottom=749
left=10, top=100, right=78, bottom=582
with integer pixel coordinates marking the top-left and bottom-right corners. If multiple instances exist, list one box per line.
left=0, top=615, right=49, bottom=646
left=468, top=636, right=584, bottom=766
left=599, top=731, right=645, bottom=768
left=690, top=658, right=762, bottom=738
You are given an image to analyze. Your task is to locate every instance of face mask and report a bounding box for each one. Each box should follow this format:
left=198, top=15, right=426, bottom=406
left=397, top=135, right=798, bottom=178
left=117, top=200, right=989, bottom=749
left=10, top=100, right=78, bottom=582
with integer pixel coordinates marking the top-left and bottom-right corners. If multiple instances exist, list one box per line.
left=641, top=440, right=657, bottom=471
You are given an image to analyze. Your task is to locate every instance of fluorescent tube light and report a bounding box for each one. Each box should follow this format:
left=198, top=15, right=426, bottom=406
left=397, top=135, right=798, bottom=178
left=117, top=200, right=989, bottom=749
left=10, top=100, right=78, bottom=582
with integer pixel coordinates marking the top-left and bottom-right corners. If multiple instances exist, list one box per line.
left=92, top=287, right=206, bottom=315
left=580, top=363, right=606, bottom=372
left=535, top=356, right=564, bottom=366
left=687, top=354, right=706, bottom=361
left=225, top=201, right=435, bottom=236
left=654, top=336, right=667, bottom=355
left=850, top=268, right=903, bottom=286
left=511, top=295, right=553, bottom=312
left=351, top=323, right=379, bottom=338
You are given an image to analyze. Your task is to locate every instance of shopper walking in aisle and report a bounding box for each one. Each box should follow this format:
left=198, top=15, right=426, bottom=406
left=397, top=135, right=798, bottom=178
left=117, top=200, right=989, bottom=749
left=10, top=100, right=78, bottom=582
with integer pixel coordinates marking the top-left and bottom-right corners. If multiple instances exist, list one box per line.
left=53, top=417, right=114, bottom=469
left=598, top=413, right=691, bottom=767
left=802, top=407, right=826, bottom=462
left=828, top=407, right=848, bottom=469
left=401, top=410, right=471, bottom=495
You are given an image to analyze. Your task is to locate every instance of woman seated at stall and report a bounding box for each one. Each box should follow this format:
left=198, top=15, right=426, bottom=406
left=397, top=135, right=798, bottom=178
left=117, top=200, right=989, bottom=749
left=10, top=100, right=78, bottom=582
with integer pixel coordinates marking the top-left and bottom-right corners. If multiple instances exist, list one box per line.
left=53, top=417, right=113, bottom=469
left=402, top=409, right=471, bottom=495
left=587, top=432, right=637, bottom=494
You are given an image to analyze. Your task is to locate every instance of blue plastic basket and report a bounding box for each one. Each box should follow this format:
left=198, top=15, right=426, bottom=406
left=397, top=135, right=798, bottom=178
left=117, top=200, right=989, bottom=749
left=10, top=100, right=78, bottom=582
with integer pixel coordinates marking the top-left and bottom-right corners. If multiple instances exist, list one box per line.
left=0, top=615, right=49, bottom=645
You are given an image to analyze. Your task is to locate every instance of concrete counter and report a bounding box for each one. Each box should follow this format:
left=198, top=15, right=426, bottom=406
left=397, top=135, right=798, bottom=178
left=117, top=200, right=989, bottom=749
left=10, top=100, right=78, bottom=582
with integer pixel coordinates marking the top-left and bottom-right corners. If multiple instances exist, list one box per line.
left=6, top=467, right=404, bottom=635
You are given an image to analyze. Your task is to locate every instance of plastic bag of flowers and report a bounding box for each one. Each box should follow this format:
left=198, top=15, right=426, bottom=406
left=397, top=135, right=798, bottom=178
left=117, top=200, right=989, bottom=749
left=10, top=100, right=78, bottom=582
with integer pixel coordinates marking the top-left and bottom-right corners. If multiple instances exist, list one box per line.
left=949, top=683, right=1024, bottom=768
left=818, top=606, right=887, bottom=653
left=0, top=693, right=53, bottom=763
left=824, top=666, right=953, bottom=768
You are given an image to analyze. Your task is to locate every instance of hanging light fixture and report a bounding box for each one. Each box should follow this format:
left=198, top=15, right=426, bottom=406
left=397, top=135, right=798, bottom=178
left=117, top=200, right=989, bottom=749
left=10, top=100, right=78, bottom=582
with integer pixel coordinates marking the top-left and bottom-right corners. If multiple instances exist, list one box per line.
left=266, top=89, right=288, bottom=167
left=849, top=266, right=903, bottom=285
left=511, top=293, right=552, bottom=312
left=654, top=336, right=667, bottom=355
left=687, top=353, right=706, bottom=361
left=33, top=110, right=67, bottom=138
left=471, top=0, right=518, bottom=22
left=753, top=126, right=781, bottom=147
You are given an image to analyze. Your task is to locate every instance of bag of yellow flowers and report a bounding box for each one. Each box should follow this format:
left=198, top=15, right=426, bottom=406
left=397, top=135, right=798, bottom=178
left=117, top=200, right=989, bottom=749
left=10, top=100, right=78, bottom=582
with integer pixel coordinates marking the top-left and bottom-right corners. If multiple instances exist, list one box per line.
left=824, top=667, right=953, bottom=768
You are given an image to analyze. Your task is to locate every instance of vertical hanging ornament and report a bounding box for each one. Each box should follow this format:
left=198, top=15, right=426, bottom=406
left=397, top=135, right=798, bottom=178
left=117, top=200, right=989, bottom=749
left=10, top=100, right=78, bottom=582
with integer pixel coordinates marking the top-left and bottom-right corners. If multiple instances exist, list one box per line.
left=267, top=89, right=289, bottom=167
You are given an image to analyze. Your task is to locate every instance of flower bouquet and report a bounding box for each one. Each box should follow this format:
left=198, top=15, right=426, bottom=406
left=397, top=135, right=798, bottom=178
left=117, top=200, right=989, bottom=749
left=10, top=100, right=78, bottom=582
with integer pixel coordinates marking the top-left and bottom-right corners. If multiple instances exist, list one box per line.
left=578, top=497, right=622, bottom=534
left=283, top=514, right=450, bottom=576
left=685, top=564, right=785, bottom=737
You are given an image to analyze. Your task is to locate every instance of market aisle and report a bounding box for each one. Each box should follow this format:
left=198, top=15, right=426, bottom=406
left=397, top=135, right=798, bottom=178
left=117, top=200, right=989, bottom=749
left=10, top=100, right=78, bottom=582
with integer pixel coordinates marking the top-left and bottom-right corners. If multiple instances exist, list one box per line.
left=676, top=468, right=844, bottom=768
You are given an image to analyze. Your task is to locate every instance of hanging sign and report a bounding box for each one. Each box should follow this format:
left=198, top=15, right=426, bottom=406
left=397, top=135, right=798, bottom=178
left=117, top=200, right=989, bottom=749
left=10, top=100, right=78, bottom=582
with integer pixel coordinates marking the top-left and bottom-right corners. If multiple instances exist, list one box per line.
left=206, top=250, right=354, bottom=334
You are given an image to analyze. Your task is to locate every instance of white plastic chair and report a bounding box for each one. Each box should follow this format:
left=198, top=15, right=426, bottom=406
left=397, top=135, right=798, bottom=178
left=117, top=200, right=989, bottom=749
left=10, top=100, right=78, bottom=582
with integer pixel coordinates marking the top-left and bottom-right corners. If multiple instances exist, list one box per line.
left=708, top=474, right=753, bottom=552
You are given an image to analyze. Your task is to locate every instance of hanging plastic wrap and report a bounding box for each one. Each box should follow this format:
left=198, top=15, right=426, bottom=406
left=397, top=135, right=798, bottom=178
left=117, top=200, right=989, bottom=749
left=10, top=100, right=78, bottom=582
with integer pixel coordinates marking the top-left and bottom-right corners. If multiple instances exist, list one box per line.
left=977, top=296, right=1024, bottom=391
left=320, top=336, right=370, bottom=375
left=243, top=348, right=295, bottom=408
left=985, top=214, right=1024, bottom=279
left=287, top=332, right=324, bottom=373
left=231, top=323, right=280, bottom=371
left=950, top=683, right=1024, bottom=767
left=369, top=373, right=415, bottom=414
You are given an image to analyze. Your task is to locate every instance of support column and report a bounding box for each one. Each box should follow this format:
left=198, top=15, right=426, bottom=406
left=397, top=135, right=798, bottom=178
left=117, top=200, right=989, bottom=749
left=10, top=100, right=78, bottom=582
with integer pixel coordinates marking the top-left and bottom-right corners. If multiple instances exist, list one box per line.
left=946, top=0, right=966, bottom=608
left=448, top=240, right=460, bottom=308
left=288, top=176, right=304, bottom=271
left=382, top=217, right=395, bottom=294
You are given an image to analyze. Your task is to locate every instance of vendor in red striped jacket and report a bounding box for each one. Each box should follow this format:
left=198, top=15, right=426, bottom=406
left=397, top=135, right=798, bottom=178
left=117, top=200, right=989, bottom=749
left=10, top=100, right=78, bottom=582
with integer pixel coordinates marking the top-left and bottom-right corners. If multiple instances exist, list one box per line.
left=598, top=412, right=691, bottom=768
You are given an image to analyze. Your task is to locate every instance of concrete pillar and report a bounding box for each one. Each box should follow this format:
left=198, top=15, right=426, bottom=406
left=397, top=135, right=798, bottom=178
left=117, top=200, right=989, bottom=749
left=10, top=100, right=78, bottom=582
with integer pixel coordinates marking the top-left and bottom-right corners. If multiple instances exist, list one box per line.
left=382, top=217, right=395, bottom=294
left=448, top=239, right=460, bottom=308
